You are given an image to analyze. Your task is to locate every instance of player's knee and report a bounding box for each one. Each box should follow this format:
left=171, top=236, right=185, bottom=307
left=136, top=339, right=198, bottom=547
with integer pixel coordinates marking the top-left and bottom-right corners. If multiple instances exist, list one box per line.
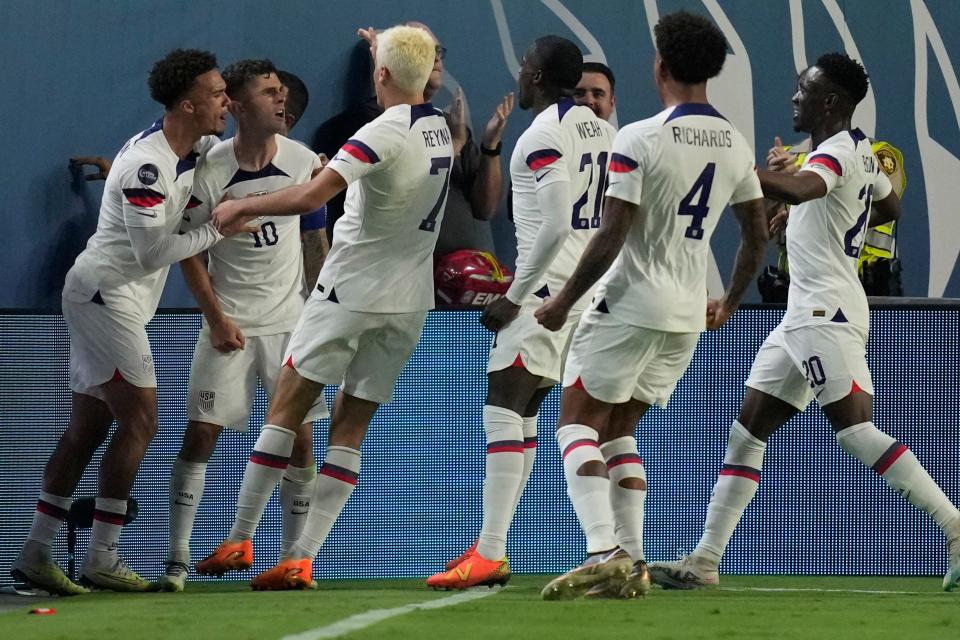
left=576, top=460, right=608, bottom=478
left=618, top=477, right=647, bottom=490
left=180, top=422, right=220, bottom=461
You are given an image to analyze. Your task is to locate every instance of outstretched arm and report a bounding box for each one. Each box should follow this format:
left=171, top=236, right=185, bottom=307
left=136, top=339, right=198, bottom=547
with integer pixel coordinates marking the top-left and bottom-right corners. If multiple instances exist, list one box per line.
left=757, top=169, right=827, bottom=205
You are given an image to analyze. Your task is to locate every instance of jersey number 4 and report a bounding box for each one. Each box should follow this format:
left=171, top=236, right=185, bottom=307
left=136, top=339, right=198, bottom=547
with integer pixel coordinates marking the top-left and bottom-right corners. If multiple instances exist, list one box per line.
left=678, top=162, right=716, bottom=240
left=572, top=151, right=609, bottom=230
left=419, top=156, right=453, bottom=232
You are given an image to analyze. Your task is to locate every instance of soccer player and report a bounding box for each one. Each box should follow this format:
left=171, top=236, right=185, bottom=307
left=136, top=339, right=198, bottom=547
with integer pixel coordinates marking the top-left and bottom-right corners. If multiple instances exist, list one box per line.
left=11, top=49, right=234, bottom=594
left=159, top=60, right=328, bottom=592
left=534, top=11, right=768, bottom=599
left=425, top=35, right=617, bottom=590
left=198, top=25, right=452, bottom=590
left=648, top=53, right=960, bottom=593
left=574, top=62, right=616, bottom=123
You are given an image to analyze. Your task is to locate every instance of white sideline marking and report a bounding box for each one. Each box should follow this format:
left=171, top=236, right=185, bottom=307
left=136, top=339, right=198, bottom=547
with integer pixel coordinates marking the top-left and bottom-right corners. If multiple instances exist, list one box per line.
left=281, top=588, right=500, bottom=640
left=720, top=586, right=926, bottom=595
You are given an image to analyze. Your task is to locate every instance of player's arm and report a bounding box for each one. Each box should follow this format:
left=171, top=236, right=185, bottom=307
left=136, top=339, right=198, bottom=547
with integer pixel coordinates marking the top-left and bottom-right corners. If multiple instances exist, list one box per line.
left=708, top=198, right=768, bottom=329
left=756, top=168, right=827, bottom=205
left=180, top=254, right=244, bottom=352
left=468, top=93, right=515, bottom=220
left=480, top=179, right=572, bottom=332
left=534, top=195, right=633, bottom=331
left=212, top=168, right=348, bottom=234
left=300, top=203, right=329, bottom=288
left=869, top=170, right=900, bottom=227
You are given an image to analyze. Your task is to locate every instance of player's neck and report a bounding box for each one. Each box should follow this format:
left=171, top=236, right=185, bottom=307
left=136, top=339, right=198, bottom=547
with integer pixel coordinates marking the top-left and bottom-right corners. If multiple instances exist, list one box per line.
left=810, top=116, right=852, bottom=149
left=161, top=113, right=203, bottom=159
left=531, top=90, right=570, bottom=115
left=379, top=87, right=427, bottom=110
left=233, top=128, right=278, bottom=171
left=659, top=81, right=709, bottom=108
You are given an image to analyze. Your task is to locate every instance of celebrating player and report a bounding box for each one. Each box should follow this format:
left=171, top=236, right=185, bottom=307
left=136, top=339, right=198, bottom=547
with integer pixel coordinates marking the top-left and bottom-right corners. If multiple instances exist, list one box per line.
left=534, top=11, right=768, bottom=599
left=196, top=25, right=453, bottom=590
left=159, top=59, right=328, bottom=592
left=648, top=53, right=960, bottom=593
left=12, top=49, right=235, bottom=594
left=426, top=35, right=616, bottom=590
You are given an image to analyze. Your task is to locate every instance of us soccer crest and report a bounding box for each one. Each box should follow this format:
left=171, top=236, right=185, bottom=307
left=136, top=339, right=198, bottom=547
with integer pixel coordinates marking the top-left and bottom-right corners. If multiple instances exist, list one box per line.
left=141, top=354, right=154, bottom=373
left=198, top=391, right=215, bottom=413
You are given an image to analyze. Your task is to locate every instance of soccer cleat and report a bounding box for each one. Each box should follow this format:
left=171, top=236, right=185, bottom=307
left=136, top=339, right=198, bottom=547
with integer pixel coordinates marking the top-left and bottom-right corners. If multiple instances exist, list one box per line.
left=944, top=535, right=960, bottom=592
left=196, top=539, right=253, bottom=576
left=541, top=548, right=632, bottom=601
left=648, top=554, right=719, bottom=590
left=427, top=554, right=511, bottom=590
left=250, top=558, right=312, bottom=591
left=445, top=540, right=479, bottom=571
left=10, top=550, right=89, bottom=596
left=619, top=561, right=652, bottom=599
left=79, top=556, right=156, bottom=592
left=158, top=561, right=188, bottom=592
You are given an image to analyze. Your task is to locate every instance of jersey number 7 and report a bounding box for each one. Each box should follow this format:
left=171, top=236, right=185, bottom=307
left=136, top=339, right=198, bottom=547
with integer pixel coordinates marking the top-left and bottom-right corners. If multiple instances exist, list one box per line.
left=419, top=156, right=453, bottom=232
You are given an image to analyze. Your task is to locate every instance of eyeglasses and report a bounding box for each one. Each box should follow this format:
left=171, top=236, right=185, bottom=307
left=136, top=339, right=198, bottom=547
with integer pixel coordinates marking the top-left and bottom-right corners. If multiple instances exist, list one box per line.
left=435, top=46, right=448, bottom=61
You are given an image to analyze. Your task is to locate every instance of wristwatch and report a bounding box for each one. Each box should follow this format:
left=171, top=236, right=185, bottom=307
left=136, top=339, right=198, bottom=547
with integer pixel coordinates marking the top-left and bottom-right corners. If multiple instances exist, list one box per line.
left=480, top=141, right=502, bottom=157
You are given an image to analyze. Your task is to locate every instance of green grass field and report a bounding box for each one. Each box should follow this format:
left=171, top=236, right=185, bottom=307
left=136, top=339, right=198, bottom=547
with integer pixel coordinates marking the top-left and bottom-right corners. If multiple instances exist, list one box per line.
left=3, top=576, right=958, bottom=640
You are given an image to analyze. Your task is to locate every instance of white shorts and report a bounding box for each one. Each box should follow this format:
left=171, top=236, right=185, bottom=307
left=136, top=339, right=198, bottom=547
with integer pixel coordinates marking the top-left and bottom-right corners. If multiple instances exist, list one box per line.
left=486, top=303, right=581, bottom=387
left=562, top=305, right=700, bottom=407
left=745, top=323, right=874, bottom=410
left=283, top=296, right=427, bottom=405
left=187, top=328, right=329, bottom=431
left=62, top=296, right=156, bottom=401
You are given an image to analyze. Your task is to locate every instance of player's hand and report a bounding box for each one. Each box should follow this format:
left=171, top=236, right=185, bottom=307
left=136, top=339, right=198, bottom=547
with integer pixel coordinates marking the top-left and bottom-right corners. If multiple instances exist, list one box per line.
left=358, top=26, right=378, bottom=59
left=769, top=207, right=789, bottom=235
left=448, top=87, right=468, bottom=155
left=70, top=155, right=112, bottom=181
left=706, top=298, right=733, bottom=330
left=480, top=296, right=520, bottom=332
left=212, top=196, right=259, bottom=237
left=766, top=136, right=798, bottom=174
left=209, top=316, right=245, bottom=352
left=534, top=297, right=570, bottom=332
left=317, top=153, right=329, bottom=168
left=481, top=92, right=515, bottom=150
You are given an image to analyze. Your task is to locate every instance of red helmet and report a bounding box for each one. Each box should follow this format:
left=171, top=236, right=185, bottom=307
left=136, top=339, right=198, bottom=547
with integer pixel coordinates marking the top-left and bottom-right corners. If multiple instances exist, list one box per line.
left=435, top=250, right=514, bottom=307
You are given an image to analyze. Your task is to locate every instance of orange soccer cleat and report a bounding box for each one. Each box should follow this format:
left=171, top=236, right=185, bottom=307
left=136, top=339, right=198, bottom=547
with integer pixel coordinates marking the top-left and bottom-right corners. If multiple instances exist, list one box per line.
left=426, top=554, right=511, bottom=590
left=250, top=558, right=313, bottom=591
left=195, top=539, right=253, bottom=576
left=444, top=540, right=479, bottom=571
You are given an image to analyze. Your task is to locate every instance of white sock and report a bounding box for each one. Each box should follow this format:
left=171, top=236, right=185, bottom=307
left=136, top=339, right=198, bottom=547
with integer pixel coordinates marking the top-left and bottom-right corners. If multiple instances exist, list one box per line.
left=601, top=436, right=647, bottom=562
left=837, top=422, right=960, bottom=533
left=509, top=414, right=538, bottom=515
left=557, top=424, right=616, bottom=553
left=280, top=464, right=317, bottom=559
left=696, top=421, right=766, bottom=565
left=290, top=446, right=361, bottom=559
left=168, top=458, right=207, bottom=565
left=26, top=491, right=72, bottom=552
left=229, top=424, right=295, bottom=541
left=477, top=405, right=525, bottom=560
left=90, top=497, right=127, bottom=557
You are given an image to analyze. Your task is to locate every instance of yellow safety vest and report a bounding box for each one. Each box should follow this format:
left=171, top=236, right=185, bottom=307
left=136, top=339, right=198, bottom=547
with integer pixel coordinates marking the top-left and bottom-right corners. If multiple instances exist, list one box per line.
left=778, top=139, right=905, bottom=272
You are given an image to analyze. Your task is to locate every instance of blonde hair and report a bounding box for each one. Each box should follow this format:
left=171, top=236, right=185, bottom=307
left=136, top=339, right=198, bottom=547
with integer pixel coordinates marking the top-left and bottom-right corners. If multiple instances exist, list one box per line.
left=375, top=25, right=436, bottom=94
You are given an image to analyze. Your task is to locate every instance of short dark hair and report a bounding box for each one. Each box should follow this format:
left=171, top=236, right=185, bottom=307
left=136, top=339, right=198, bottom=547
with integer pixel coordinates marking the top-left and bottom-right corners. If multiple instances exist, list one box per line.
left=222, top=58, right=278, bottom=100
left=148, top=49, right=218, bottom=109
left=277, top=70, right=309, bottom=123
left=815, top=52, right=869, bottom=105
left=533, top=35, right=583, bottom=92
left=582, top=62, right=615, bottom=94
left=654, top=11, right=727, bottom=84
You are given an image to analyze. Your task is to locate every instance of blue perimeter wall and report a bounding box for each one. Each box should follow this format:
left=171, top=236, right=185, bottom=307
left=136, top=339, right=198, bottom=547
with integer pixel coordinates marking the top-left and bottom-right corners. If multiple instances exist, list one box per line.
left=0, top=308, right=957, bottom=580
left=2, top=0, right=960, bottom=308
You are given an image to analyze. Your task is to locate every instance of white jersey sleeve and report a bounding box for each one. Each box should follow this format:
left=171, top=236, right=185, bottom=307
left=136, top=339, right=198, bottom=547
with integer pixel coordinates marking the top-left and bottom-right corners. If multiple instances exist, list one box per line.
left=605, top=128, right=649, bottom=205
left=729, top=148, right=763, bottom=204
left=326, top=117, right=406, bottom=185
left=800, top=149, right=846, bottom=193
left=119, top=160, right=173, bottom=229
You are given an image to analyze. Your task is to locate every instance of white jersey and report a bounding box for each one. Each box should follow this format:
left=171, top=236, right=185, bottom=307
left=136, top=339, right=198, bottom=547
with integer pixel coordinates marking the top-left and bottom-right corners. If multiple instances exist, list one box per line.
left=783, top=128, right=893, bottom=332
left=185, top=136, right=322, bottom=336
left=322, top=102, right=453, bottom=313
left=602, top=103, right=762, bottom=332
left=63, top=119, right=217, bottom=321
left=510, top=99, right=617, bottom=308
